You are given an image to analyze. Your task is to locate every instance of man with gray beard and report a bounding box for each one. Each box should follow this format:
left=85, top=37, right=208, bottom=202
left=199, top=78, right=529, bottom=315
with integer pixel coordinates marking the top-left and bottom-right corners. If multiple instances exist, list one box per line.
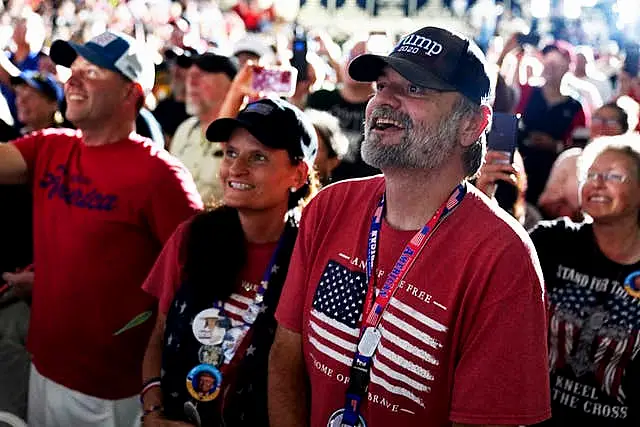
left=269, top=26, right=551, bottom=427
left=171, top=53, right=237, bottom=204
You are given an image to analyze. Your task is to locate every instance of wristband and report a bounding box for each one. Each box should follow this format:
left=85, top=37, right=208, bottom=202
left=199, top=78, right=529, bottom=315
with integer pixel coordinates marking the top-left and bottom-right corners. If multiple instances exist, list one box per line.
left=142, top=376, right=161, bottom=389
left=140, top=378, right=161, bottom=404
left=140, top=404, right=163, bottom=422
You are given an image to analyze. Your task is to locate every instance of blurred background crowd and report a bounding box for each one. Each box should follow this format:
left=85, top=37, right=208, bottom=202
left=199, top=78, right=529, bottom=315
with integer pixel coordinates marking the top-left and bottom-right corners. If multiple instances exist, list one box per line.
left=0, top=0, right=640, bottom=424
left=0, top=0, right=637, bottom=172
left=0, top=0, right=636, bottom=202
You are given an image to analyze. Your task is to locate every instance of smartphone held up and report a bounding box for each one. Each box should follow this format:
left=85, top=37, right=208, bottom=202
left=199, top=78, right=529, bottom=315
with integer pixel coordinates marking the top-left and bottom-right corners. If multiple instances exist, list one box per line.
left=250, top=66, right=298, bottom=97
left=487, top=112, right=519, bottom=164
left=291, top=25, right=308, bottom=82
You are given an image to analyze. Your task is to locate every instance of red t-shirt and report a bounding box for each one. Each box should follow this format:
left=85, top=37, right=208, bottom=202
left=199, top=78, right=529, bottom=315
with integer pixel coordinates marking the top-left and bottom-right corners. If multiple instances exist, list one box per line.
left=13, top=129, right=203, bottom=399
left=142, top=219, right=277, bottom=317
left=276, top=176, right=551, bottom=426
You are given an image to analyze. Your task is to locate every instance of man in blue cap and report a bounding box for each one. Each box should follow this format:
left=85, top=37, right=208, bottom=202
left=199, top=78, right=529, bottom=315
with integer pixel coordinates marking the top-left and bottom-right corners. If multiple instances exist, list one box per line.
left=10, top=70, right=64, bottom=133
left=0, top=31, right=203, bottom=426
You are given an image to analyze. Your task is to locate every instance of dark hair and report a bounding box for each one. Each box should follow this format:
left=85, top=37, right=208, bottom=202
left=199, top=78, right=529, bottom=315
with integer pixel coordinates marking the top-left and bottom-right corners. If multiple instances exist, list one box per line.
left=597, top=102, right=629, bottom=133
left=541, top=41, right=575, bottom=64
left=183, top=206, right=245, bottom=304
left=183, top=156, right=319, bottom=303
left=288, top=160, right=320, bottom=210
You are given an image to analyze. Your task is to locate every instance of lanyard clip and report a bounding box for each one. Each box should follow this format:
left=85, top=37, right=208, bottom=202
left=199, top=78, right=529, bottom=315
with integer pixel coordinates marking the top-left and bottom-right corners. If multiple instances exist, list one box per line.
left=346, top=354, right=372, bottom=396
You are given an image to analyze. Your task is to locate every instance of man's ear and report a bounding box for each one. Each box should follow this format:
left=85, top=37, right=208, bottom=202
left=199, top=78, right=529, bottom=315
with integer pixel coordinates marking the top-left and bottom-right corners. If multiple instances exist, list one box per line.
left=125, top=82, right=145, bottom=110
left=459, top=104, right=492, bottom=148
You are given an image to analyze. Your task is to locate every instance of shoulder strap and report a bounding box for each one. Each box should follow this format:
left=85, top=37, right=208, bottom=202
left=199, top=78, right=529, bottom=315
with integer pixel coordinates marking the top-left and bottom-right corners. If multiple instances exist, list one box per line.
left=220, top=215, right=299, bottom=426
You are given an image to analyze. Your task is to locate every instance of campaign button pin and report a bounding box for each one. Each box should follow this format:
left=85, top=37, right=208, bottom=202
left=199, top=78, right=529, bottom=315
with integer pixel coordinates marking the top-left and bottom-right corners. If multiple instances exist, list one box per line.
left=186, top=364, right=222, bottom=402
left=198, top=345, right=223, bottom=367
left=192, top=308, right=226, bottom=346
left=624, top=271, right=640, bottom=299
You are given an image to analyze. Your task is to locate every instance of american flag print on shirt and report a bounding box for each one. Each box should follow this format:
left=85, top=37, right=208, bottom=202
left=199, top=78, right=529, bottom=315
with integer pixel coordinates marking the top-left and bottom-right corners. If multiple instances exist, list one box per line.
left=549, top=285, right=640, bottom=403
left=309, top=260, right=448, bottom=408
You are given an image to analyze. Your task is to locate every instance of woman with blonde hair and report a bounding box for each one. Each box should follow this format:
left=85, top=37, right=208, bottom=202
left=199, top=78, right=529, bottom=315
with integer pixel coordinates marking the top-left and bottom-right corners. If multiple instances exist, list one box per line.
left=530, top=134, right=640, bottom=426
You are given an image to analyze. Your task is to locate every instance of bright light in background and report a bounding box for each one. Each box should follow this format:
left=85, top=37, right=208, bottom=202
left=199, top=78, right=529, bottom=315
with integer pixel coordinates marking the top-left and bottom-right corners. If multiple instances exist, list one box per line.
left=563, top=0, right=581, bottom=19
left=56, top=66, right=71, bottom=84
left=531, top=0, right=550, bottom=19
left=581, top=0, right=598, bottom=6
left=616, top=0, right=640, bottom=26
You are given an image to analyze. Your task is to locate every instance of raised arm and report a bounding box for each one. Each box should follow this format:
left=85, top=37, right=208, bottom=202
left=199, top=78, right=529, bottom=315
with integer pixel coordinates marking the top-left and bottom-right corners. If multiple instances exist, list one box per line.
left=0, top=143, right=28, bottom=184
left=268, top=325, right=309, bottom=427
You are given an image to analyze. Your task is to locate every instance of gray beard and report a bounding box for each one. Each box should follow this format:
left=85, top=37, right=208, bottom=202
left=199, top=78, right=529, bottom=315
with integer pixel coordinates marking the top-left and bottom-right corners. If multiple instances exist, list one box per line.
left=362, top=111, right=460, bottom=171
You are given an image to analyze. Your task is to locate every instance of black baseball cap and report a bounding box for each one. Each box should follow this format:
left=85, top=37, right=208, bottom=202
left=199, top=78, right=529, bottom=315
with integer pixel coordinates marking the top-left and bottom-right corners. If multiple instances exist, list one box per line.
left=349, top=26, right=490, bottom=105
left=164, top=46, right=198, bottom=68
left=181, top=52, right=237, bottom=80
left=206, top=98, right=317, bottom=164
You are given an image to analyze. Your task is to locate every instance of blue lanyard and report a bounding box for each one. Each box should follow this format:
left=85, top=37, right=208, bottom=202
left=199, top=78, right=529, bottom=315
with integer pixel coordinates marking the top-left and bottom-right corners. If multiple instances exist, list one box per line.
left=340, top=183, right=466, bottom=426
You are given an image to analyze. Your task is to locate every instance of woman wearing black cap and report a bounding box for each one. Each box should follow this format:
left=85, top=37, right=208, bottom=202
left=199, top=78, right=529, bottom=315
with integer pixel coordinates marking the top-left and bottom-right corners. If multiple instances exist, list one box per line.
left=140, top=97, right=319, bottom=427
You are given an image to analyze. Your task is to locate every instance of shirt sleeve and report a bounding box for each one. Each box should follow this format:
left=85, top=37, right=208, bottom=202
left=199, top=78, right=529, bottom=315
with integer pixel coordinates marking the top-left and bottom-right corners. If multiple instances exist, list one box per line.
left=529, top=219, right=570, bottom=291
left=143, top=220, right=189, bottom=314
left=275, top=198, right=318, bottom=333
left=146, top=160, right=203, bottom=245
left=11, top=131, right=43, bottom=177
left=450, top=237, right=551, bottom=425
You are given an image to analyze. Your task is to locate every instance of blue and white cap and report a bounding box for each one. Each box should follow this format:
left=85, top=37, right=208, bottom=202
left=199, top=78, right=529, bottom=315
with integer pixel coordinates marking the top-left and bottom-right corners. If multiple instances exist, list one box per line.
left=50, top=31, right=155, bottom=94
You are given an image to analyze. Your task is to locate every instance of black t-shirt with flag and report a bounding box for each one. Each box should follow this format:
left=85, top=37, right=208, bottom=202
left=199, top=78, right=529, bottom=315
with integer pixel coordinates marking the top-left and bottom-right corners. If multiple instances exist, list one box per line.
left=530, top=218, right=640, bottom=427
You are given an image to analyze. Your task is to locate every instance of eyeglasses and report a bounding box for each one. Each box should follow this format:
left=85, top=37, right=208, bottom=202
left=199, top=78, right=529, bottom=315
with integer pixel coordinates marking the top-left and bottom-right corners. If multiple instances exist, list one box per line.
left=591, top=117, right=621, bottom=127
left=585, top=171, right=628, bottom=183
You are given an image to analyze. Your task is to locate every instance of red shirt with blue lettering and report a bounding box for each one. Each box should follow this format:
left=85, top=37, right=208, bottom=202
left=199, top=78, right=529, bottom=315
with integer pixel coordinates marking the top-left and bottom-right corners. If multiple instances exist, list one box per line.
left=13, top=129, right=203, bottom=399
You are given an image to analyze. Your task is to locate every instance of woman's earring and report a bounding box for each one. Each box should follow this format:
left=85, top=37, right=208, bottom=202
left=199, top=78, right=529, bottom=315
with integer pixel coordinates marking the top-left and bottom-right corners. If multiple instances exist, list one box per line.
left=289, top=186, right=297, bottom=193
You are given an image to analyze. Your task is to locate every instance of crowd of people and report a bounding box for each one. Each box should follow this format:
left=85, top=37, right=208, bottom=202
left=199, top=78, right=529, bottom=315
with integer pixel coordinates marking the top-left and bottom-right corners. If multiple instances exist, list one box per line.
left=0, top=1, right=639, bottom=427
